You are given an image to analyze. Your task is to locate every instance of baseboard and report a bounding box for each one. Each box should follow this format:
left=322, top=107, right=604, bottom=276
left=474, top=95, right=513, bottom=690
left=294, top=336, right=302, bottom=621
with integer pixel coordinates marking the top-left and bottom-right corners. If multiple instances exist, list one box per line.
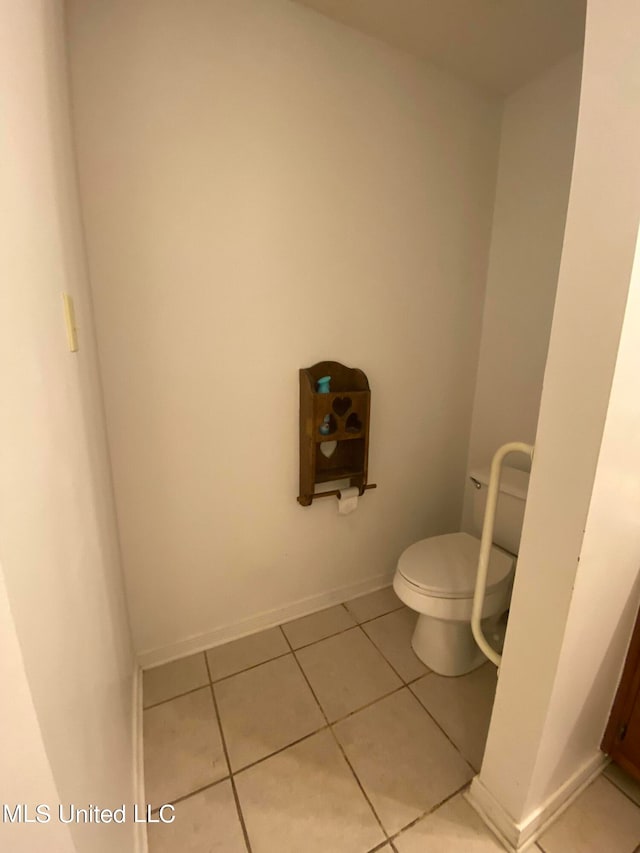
left=132, top=665, right=148, bottom=853
left=138, top=572, right=395, bottom=669
left=465, top=750, right=607, bottom=851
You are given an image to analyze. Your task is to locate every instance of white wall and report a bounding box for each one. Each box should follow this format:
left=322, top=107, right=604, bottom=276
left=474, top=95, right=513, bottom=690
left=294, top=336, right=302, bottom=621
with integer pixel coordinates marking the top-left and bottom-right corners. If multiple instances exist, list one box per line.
left=66, top=0, right=501, bottom=661
left=0, top=2, right=136, bottom=851
left=0, top=566, right=76, bottom=853
left=464, top=52, right=582, bottom=485
left=471, top=0, right=640, bottom=844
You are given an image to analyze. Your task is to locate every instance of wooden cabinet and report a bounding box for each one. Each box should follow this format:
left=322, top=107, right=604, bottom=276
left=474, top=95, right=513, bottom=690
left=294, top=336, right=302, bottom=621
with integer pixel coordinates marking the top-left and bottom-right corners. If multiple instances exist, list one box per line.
left=298, top=361, right=376, bottom=506
left=602, top=602, right=640, bottom=781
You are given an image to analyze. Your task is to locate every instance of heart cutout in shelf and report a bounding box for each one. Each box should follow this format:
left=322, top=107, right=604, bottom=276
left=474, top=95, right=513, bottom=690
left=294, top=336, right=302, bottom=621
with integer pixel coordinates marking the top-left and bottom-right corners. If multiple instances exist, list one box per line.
left=332, top=396, right=352, bottom=417
left=345, top=412, right=363, bottom=433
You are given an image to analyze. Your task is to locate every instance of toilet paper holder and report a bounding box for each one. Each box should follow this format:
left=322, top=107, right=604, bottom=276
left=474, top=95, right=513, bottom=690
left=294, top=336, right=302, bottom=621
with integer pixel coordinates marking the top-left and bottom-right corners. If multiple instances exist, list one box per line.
left=312, top=484, right=377, bottom=502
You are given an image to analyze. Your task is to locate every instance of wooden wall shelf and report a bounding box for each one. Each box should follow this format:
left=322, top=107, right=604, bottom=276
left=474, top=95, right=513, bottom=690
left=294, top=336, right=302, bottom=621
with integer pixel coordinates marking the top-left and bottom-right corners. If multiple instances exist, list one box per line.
left=298, top=361, right=376, bottom=506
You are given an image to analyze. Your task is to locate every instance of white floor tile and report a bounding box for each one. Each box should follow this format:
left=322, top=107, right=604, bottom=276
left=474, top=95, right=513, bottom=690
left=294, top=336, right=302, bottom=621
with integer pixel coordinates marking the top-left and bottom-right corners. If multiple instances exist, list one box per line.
left=296, top=628, right=402, bottom=722
left=282, top=604, right=356, bottom=649
left=235, top=729, right=385, bottom=853
left=362, top=608, right=428, bottom=682
left=394, top=793, right=504, bottom=852
left=143, top=653, right=209, bottom=708
left=206, top=627, right=289, bottom=681
left=604, top=761, right=640, bottom=807
left=345, top=587, right=403, bottom=623
left=410, top=664, right=497, bottom=770
left=333, top=689, right=474, bottom=834
left=538, top=775, right=640, bottom=853
left=215, top=654, right=325, bottom=770
left=147, top=780, right=246, bottom=853
left=143, top=687, right=227, bottom=807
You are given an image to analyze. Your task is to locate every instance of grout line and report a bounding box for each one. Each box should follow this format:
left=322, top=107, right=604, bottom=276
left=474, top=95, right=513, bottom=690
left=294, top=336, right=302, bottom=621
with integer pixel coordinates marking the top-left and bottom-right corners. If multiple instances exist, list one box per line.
left=209, top=650, right=292, bottom=686
left=233, top=724, right=330, bottom=775
left=149, top=598, right=404, bottom=697
left=216, top=684, right=409, bottom=779
left=143, top=681, right=211, bottom=711
left=405, top=671, right=433, bottom=687
left=204, top=654, right=254, bottom=853
left=150, top=775, right=231, bottom=813
left=600, top=768, right=640, bottom=811
left=281, top=629, right=393, bottom=846
left=287, top=623, right=358, bottom=651
left=366, top=840, right=394, bottom=853
left=282, top=603, right=404, bottom=654
left=404, top=685, right=479, bottom=777
left=330, top=684, right=407, bottom=724
left=388, top=779, right=470, bottom=845
left=356, top=624, right=409, bottom=686
left=347, top=603, right=406, bottom=626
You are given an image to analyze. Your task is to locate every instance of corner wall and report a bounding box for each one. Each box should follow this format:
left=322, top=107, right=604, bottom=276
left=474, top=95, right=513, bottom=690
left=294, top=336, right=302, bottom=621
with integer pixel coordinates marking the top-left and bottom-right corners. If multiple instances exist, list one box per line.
left=463, top=52, right=582, bottom=490
left=470, top=0, right=640, bottom=845
left=66, top=0, right=501, bottom=660
left=0, top=2, right=137, bottom=851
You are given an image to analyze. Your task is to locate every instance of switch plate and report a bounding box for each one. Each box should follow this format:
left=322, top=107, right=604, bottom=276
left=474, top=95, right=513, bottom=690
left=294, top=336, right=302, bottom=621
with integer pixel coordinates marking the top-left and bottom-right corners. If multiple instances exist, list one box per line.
left=62, top=293, right=78, bottom=352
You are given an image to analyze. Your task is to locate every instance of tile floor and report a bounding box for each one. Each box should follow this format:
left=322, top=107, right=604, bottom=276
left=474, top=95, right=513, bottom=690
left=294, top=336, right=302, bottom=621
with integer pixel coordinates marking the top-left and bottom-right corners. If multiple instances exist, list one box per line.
left=143, top=586, right=640, bottom=852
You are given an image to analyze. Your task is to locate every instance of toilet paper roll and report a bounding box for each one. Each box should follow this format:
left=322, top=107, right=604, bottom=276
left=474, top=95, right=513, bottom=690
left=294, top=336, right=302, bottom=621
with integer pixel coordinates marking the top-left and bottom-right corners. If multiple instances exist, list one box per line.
left=338, top=486, right=360, bottom=516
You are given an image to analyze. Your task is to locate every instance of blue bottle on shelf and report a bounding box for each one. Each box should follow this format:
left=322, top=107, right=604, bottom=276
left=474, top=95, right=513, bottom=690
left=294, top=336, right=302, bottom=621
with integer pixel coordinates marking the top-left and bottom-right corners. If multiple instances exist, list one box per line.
left=316, top=376, right=331, bottom=394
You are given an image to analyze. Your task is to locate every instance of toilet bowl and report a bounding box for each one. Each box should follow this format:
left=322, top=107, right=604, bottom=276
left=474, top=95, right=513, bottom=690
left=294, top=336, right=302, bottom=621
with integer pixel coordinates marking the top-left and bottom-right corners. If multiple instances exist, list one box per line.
left=393, top=465, right=529, bottom=677
left=393, top=532, right=514, bottom=676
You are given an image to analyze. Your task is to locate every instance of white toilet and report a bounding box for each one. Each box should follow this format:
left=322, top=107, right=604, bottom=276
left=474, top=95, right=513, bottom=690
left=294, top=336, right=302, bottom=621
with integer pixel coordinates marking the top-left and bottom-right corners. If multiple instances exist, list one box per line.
left=393, top=465, right=529, bottom=676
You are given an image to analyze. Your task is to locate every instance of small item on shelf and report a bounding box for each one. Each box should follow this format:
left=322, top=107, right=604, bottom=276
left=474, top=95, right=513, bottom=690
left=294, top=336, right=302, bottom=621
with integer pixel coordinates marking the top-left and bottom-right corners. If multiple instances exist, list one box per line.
left=316, top=376, right=331, bottom=394
left=319, top=414, right=331, bottom=435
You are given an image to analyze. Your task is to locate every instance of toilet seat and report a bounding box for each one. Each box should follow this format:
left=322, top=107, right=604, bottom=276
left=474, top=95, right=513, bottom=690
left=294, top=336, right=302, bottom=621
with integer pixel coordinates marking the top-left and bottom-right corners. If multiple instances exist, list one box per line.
left=397, top=532, right=514, bottom=600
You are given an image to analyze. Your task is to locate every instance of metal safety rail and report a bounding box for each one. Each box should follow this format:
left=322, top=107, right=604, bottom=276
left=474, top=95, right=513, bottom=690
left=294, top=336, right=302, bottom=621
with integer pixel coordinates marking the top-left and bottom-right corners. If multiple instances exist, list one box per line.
left=471, top=441, right=534, bottom=668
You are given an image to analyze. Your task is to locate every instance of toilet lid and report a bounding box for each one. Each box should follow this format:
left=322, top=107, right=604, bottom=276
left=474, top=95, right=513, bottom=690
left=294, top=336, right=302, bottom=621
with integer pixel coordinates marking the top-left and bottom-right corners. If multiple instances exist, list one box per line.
left=397, top=532, right=514, bottom=599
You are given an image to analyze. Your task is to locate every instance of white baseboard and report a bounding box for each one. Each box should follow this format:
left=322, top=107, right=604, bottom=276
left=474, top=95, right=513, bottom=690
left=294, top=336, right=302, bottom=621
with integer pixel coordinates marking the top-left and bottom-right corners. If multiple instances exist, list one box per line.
left=138, top=572, right=395, bottom=669
left=465, top=750, right=607, bottom=851
left=132, top=665, right=148, bottom=853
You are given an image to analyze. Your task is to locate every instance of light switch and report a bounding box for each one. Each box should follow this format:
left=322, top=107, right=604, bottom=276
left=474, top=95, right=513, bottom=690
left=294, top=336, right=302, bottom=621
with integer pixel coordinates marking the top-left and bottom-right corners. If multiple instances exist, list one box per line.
left=62, top=293, right=79, bottom=352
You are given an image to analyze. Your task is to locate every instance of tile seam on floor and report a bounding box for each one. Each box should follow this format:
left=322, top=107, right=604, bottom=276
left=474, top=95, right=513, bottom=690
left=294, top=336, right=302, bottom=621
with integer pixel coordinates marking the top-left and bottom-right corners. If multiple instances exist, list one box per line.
left=601, top=766, right=640, bottom=810
left=387, top=779, right=471, bottom=846
left=286, top=611, right=400, bottom=653
left=285, top=622, right=357, bottom=651
left=183, top=628, right=472, bottom=782
left=356, top=623, right=412, bottom=686
left=281, top=628, right=393, bottom=847
left=143, top=679, right=211, bottom=711
left=149, top=775, right=231, bottom=814
left=344, top=600, right=405, bottom=624
left=406, top=680, right=478, bottom=775
left=353, top=624, right=479, bottom=776
left=213, top=685, right=413, bottom=779
left=215, top=685, right=409, bottom=779
left=367, top=840, right=395, bottom=853
left=209, top=649, right=292, bottom=686
left=145, top=597, right=404, bottom=703
left=406, top=671, right=433, bottom=687
left=204, top=652, right=254, bottom=853
left=232, top=724, right=331, bottom=776
left=204, top=597, right=403, bottom=673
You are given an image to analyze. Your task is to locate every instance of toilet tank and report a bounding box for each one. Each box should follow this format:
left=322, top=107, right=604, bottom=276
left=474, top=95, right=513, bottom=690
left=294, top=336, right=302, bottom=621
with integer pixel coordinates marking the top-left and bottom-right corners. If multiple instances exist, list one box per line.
left=466, top=465, right=530, bottom=555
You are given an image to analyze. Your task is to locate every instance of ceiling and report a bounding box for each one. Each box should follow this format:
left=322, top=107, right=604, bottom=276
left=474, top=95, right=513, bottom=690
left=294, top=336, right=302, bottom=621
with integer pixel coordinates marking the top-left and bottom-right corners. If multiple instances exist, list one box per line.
left=292, top=0, right=586, bottom=95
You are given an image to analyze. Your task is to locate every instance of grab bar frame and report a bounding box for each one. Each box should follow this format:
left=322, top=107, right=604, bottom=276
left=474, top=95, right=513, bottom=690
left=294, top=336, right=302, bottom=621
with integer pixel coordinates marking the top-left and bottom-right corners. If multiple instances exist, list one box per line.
left=471, top=441, right=534, bottom=669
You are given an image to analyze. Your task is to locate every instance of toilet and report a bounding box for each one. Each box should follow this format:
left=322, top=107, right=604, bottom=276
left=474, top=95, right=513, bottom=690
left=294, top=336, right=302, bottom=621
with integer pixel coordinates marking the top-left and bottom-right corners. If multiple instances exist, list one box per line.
left=393, top=465, right=529, bottom=677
